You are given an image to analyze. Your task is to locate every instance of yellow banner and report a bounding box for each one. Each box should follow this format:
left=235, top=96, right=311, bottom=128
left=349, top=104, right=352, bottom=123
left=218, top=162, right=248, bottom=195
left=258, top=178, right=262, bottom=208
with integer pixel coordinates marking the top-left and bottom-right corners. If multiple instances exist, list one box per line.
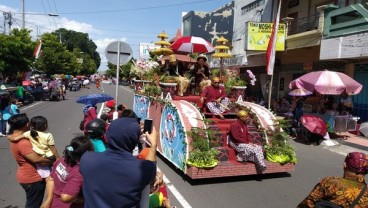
left=247, top=22, right=286, bottom=51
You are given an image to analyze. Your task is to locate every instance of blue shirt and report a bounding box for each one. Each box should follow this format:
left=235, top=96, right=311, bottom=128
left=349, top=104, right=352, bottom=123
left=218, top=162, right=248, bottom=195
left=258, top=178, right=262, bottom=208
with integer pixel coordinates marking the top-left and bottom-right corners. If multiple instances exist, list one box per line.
left=90, top=138, right=106, bottom=152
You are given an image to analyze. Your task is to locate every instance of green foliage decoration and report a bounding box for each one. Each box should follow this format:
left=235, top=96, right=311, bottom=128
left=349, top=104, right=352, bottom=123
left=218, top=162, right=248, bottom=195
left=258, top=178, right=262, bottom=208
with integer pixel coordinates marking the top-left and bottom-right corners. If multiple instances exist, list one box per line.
left=186, top=126, right=220, bottom=168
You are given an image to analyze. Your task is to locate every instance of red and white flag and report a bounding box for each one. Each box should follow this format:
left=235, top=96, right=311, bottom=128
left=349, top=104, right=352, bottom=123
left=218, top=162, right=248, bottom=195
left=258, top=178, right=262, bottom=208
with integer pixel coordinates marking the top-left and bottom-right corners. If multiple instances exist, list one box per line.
left=33, top=39, right=42, bottom=59
left=266, top=0, right=282, bottom=76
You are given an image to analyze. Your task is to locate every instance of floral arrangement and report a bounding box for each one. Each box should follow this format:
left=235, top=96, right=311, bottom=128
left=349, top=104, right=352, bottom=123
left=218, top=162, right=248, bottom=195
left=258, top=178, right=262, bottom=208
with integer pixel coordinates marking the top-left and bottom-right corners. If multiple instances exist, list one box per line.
left=246, top=70, right=257, bottom=86
left=135, top=59, right=160, bottom=70
left=131, top=59, right=161, bottom=80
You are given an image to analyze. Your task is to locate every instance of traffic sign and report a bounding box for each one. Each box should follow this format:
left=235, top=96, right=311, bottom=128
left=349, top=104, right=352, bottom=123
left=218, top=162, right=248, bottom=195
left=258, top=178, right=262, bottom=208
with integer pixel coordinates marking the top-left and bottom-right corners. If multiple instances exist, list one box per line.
left=105, top=41, right=132, bottom=66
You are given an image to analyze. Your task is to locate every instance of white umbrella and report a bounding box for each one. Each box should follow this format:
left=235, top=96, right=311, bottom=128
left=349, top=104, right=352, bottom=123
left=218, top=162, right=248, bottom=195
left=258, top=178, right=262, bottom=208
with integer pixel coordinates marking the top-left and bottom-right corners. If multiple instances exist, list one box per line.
left=359, top=122, right=368, bottom=137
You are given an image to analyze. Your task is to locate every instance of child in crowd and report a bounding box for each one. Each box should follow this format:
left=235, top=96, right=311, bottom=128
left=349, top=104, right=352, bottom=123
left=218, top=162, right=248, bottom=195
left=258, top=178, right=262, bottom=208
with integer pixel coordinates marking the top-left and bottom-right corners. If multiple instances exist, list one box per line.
left=9, top=116, right=59, bottom=178
left=85, top=118, right=107, bottom=152
left=41, top=136, right=94, bottom=208
left=137, top=148, right=173, bottom=208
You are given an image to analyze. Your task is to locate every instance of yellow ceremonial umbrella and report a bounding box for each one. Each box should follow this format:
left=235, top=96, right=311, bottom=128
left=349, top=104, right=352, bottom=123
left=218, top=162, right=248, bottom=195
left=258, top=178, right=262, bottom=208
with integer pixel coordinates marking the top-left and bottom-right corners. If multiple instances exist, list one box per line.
left=212, top=36, right=232, bottom=79
left=152, top=31, right=173, bottom=56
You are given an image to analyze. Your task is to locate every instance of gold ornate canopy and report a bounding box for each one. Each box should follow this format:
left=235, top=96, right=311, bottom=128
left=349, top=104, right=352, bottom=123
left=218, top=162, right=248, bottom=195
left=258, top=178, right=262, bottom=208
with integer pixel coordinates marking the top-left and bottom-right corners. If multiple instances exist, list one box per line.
left=212, top=36, right=232, bottom=78
left=152, top=31, right=173, bottom=56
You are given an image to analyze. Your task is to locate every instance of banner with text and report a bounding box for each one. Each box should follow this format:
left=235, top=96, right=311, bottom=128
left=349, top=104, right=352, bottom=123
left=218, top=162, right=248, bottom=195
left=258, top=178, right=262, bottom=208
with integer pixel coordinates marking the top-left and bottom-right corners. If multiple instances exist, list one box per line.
left=247, top=22, right=286, bottom=51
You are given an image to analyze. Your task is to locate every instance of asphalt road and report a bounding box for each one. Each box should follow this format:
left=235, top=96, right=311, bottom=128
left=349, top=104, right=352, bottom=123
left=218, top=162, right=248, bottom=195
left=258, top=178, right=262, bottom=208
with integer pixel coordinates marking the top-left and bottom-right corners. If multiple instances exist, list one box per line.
left=0, top=83, right=367, bottom=208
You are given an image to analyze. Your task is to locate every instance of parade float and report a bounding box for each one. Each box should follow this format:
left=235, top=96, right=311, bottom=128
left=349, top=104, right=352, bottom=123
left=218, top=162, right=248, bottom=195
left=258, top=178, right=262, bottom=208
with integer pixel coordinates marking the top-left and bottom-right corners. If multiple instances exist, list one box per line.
left=132, top=35, right=296, bottom=179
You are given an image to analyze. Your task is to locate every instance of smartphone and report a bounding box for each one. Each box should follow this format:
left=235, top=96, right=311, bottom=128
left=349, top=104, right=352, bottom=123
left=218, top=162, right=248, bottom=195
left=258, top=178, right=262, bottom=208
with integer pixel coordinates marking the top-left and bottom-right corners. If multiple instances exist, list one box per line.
left=143, top=119, right=153, bottom=134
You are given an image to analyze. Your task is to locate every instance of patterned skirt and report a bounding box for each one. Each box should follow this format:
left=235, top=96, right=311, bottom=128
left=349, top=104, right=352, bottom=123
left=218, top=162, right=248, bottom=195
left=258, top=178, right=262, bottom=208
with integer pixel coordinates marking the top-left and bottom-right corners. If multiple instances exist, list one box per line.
left=206, top=98, right=230, bottom=115
left=229, top=141, right=266, bottom=171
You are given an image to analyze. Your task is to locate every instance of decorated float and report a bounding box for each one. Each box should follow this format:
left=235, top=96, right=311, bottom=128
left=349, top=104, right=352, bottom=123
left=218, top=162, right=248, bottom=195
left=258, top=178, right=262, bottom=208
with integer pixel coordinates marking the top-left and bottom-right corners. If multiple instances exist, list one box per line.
left=132, top=35, right=296, bottom=179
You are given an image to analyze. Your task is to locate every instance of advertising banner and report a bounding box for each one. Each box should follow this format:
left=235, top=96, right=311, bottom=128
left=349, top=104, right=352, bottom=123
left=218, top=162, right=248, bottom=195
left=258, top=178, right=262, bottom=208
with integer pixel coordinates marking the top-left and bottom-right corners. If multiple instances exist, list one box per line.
left=247, top=22, right=286, bottom=51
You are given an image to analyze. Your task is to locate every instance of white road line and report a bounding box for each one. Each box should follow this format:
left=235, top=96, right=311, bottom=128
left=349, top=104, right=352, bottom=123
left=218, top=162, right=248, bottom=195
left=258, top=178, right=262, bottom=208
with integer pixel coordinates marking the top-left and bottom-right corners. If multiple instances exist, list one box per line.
left=20, top=101, right=43, bottom=111
left=163, top=174, right=192, bottom=208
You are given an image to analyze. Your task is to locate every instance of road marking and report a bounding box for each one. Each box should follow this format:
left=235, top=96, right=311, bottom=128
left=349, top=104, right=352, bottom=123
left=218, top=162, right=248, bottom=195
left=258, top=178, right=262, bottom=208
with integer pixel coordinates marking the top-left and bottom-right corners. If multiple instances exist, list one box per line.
left=163, top=174, right=192, bottom=208
left=20, top=101, right=43, bottom=111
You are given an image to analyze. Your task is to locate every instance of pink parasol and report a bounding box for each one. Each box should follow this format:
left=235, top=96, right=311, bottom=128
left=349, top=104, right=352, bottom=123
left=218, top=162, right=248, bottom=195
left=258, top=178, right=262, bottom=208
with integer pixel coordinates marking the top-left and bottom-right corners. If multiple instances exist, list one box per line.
left=300, top=114, right=327, bottom=136
left=288, top=88, right=313, bottom=96
left=289, top=70, right=362, bottom=95
left=170, top=36, right=215, bottom=54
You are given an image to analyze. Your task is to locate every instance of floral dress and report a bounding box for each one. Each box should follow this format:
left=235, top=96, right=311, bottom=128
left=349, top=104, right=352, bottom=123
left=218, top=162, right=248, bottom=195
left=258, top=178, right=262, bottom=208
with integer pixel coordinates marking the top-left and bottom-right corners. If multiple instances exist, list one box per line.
left=298, top=175, right=368, bottom=207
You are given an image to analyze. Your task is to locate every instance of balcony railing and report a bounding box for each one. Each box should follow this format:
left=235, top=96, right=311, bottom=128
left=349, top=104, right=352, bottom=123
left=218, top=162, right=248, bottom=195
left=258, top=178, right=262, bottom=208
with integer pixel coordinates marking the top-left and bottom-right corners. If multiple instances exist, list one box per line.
left=287, top=14, right=320, bottom=35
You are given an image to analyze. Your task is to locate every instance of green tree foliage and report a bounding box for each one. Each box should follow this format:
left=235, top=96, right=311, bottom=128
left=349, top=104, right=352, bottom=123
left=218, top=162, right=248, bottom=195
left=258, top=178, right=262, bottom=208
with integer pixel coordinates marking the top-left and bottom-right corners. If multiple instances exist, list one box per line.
left=34, top=33, right=75, bottom=75
left=0, top=29, right=35, bottom=78
left=34, top=33, right=98, bottom=75
left=104, top=59, right=134, bottom=80
left=53, top=28, right=101, bottom=69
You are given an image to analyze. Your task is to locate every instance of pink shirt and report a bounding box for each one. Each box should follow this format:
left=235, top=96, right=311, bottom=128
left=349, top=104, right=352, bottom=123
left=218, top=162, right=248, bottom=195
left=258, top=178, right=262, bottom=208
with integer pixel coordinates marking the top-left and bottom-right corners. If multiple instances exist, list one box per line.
left=51, top=158, right=83, bottom=208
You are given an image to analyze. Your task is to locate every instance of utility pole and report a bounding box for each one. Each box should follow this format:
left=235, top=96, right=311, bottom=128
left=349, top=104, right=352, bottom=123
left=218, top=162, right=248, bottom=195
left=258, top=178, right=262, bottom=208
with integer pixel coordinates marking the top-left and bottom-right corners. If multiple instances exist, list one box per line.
left=7, top=13, right=12, bottom=32
left=3, top=12, right=12, bottom=35
left=22, top=0, right=25, bottom=29
left=3, top=12, right=6, bottom=34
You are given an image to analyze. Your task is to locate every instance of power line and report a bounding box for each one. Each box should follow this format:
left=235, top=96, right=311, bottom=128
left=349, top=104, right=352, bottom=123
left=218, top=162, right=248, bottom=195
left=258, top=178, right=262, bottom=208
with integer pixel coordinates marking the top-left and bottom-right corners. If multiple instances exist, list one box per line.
left=52, top=0, right=59, bottom=14
left=40, top=0, right=53, bottom=28
left=57, top=0, right=216, bottom=15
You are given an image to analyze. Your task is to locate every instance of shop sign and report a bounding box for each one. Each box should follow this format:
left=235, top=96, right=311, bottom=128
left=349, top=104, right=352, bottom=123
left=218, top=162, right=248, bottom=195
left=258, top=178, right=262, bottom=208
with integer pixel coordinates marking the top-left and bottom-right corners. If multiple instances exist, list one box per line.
left=246, top=22, right=286, bottom=51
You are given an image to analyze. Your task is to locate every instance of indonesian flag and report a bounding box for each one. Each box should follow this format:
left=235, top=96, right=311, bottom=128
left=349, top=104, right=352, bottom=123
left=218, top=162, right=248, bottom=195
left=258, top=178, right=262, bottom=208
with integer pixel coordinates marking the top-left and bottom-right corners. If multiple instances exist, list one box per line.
left=266, top=0, right=282, bottom=76
left=33, top=39, right=42, bottom=59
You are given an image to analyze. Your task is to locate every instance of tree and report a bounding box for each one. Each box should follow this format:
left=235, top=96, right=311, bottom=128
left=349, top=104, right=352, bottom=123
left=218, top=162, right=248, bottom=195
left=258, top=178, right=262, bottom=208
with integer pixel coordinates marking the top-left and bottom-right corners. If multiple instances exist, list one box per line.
left=0, top=29, right=35, bottom=78
left=34, top=33, right=76, bottom=75
left=53, top=28, right=101, bottom=70
left=104, top=59, right=134, bottom=80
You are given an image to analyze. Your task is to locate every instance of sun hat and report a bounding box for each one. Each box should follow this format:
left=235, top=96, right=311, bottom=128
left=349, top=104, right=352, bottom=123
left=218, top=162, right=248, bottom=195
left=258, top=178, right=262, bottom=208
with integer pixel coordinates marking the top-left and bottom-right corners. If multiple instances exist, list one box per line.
left=345, top=152, right=368, bottom=174
left=169, top=55, right=176, bottom=63
left=197, top=54, right=207, bottom=62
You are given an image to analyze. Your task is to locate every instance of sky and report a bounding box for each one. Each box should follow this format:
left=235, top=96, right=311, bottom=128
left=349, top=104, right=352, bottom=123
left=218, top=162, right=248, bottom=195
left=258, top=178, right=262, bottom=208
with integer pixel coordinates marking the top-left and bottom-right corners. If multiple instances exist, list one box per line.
left=0, top=0, right=230, bottom=71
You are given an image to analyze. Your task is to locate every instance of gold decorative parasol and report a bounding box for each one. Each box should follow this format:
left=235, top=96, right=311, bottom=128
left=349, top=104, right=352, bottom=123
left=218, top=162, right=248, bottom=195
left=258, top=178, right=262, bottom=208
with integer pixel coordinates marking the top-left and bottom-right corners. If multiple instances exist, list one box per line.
left=212, top=36, right=232, bottom=79
left=152, top=31, right=173, bottom=56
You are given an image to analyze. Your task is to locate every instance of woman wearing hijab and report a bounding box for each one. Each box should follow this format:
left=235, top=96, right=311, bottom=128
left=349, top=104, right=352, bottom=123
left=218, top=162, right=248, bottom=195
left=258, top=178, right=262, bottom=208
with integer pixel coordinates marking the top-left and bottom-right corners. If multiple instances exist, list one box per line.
left=82, top=103, right=97, bottom=134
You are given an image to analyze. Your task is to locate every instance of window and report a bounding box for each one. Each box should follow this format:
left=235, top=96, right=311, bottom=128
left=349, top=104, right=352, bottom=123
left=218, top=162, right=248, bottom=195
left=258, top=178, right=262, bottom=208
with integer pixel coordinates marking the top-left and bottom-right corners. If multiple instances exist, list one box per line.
left=241, top=0, right=265, bottom=15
